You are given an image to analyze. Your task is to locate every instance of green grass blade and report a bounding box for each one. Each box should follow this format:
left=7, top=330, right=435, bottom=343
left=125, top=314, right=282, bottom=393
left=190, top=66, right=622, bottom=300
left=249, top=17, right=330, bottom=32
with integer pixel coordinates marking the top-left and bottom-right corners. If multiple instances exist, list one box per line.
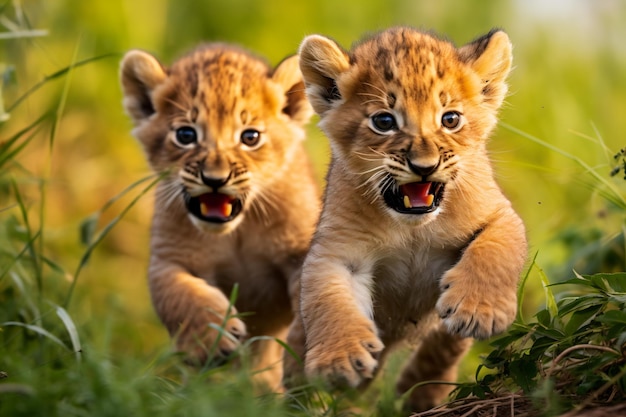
left=0, top=112, right=49, bottom=169
left=79, top=174, right=164, bottom=245
left=10, top=178, right=42, bottom=292
left=48, top=36, right=80, bottom=151
left=501, top=122, right=626, bottom=209
left=5, top=54, right=116, bottom=114
left=203, top=283, right=242, bottom=365
left=276, top=338, right=303, bottom=367
left=55, top=305, right=82, bottom=362
left=36, top=39, right=82, bottom=296
left=98, top=173, right=162, bottom=215
left=536, top=263, right=559, bottom=322
left=0, top=230, right=40, bottom=282
left=516, top=251, right=538, bottom=324
left=2, top=321, right=69, bottom=350
left=0, top=30, right=48, bottom=39
left=64, top=173, right=163, bottom=308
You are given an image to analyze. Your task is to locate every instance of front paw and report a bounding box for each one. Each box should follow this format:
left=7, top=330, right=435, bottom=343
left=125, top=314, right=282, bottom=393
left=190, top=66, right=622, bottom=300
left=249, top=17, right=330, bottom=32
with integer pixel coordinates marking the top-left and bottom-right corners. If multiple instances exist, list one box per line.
left=304, top=319, right=384, bottom=388
left=176, top=306, right=247, bottom=365
left=436, top=272, right=516, bottom=339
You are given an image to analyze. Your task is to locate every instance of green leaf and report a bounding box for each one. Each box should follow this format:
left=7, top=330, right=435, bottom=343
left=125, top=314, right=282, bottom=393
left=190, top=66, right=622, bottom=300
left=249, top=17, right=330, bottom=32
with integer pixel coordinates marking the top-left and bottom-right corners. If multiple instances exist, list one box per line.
left=79, top=213, right=99, bottom=246
left=608, top=294, right=626, bottom=307
left=517, top=251, right=538, bottom=323
left=553, top=271, right=595, bottom=288
left=597, top=310, right=626, bottom=325
left=538, top=264, right=559, bottom=321
left=557, top=294, right=605, bottom=317
left=564, top=305, right=603, bottom=335
left=453, top=384, right=474, bottom=400
left=536, top=309, right=552, bottom=327
left=532, top=326, right=565, bottom=341
left=590, top=273, right=626, bottom=293
left=529, top=336, right=562, bottom=361
left=482, top=350, right=508, bottom=369
left=472, top=383, right=486, bottom=399
left=508, top=355, right=538, bottom=394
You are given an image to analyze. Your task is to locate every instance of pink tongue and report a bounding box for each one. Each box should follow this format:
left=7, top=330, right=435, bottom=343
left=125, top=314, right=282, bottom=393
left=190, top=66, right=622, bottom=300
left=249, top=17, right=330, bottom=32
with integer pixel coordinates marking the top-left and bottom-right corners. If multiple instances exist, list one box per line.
left=400, top=182, right=432, bottom=207
left=198, top=193, right=235, bottom=218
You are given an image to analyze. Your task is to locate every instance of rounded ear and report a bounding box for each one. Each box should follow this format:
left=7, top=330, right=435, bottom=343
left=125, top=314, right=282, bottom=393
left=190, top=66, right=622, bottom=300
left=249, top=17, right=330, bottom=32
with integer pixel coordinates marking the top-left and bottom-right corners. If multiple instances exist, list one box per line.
left=459, top=30, right=512, bottom=109
left=119, top=50, right=167, bottom=124
left=272, top=54, right=313, bottom=125
left=298, top=35, right=351, bottom=115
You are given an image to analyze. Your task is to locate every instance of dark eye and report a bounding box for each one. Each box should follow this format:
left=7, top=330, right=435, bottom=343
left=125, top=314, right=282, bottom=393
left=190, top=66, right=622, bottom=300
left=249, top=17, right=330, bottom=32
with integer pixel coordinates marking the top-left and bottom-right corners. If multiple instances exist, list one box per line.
left=370, top=112, right=397, bottom=134
left=174, top=126, right=198, bottom=146
left=441, top=111, right=462, bottom=131
left=240, top=129, right=261, bottom=148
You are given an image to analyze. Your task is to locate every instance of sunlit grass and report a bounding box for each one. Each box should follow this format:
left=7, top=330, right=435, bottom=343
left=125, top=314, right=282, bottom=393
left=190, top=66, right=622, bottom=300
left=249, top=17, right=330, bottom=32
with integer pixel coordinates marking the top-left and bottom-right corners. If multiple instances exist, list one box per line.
left=2, top=1, right=626, bottom=416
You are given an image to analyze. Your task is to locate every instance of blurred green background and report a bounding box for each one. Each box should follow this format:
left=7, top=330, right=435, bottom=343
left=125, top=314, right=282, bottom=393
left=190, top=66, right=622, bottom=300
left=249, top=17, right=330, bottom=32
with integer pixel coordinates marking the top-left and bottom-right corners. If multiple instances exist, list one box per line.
left=2, top=0, right=626, bottom=402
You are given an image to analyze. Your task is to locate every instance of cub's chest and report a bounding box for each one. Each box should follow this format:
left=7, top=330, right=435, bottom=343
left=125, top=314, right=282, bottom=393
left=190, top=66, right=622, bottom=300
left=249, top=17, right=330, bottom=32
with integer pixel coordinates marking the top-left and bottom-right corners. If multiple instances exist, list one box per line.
left=371, top=245, right=460, bottom=339
left=374, top=242, right=460, bottom=289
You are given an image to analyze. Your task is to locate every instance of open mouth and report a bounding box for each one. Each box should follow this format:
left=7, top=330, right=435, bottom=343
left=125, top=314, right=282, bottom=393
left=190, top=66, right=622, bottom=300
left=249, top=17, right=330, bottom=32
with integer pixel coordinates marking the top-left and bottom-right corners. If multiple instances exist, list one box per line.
left=383, top=181, right=445, bottom=214
left=184, top=192, right=243, bottom=223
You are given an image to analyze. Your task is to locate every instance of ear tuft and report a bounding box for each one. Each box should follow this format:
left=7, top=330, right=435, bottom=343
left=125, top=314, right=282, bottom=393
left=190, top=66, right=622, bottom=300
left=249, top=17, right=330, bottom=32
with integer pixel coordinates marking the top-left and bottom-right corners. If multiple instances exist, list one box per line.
left=120, top=50, right=167, bottom=124
left=459, top=30, right=512, bottom=109
left=272, top=54, right=313, bottom=125
left=298, top=35, right=351, bottom=115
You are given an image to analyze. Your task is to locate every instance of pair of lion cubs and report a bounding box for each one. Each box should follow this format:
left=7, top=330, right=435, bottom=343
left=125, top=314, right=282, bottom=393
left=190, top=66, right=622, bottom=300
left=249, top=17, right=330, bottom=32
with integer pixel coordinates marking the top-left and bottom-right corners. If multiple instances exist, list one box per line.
left=120, top=26, right=527, bottom=411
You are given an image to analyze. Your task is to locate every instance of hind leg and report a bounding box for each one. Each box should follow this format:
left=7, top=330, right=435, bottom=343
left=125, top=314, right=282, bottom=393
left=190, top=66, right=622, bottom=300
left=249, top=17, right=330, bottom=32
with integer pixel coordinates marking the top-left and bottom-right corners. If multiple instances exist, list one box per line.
left=396, top=325, right=472, bottom=411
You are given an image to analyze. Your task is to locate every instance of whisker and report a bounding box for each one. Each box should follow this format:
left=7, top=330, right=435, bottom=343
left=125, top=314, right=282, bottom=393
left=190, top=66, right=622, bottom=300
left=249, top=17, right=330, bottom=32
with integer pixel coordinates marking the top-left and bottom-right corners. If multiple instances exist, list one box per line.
left=367, top=147, right=393, bottom=159
left=156, top=180, right=184, bottom=211
left=164, top=97, right=189, bottom=114
left=357, top=165, right=387, bottom=176
left=363, top=82, right=389, bottom=99
left=248, top=177, right=284, bottom=226
left=379, top=175, right=396, bottom=196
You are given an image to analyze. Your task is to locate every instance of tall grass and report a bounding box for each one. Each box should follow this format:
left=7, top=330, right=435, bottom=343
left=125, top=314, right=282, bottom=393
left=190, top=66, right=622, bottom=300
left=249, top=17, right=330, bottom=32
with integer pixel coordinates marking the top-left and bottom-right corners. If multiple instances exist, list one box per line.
left=3, top=62, right=625, bottom=417
left=2, top=2, right=626, bottom=416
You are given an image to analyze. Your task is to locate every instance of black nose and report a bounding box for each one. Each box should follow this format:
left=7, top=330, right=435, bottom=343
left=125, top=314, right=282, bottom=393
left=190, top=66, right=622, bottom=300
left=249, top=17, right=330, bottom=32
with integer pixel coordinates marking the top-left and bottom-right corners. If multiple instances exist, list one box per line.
left=200, top=171, right=231, bottom=190
left=407, top=159, right=439, bottom=177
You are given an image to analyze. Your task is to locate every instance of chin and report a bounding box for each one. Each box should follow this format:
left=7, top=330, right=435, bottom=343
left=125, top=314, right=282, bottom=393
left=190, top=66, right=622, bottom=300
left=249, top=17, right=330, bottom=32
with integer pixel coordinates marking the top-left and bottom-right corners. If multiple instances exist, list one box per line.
left=387, top=206, right=441, bottom=227
left=188, top=214, right=244, bottom=235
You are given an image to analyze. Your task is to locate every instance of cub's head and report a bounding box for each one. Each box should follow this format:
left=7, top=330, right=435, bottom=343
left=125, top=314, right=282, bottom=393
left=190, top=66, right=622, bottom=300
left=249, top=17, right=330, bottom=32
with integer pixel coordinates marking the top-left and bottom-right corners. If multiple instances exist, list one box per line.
left=120, top=45, right=312, bottom=233
left=299, top=28, right=512, bottom=223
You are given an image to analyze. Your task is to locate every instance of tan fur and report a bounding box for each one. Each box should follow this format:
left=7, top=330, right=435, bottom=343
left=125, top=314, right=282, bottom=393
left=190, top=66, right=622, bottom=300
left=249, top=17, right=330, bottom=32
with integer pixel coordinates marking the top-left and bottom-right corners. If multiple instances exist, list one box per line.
left=120, top=44, right=320, bottom=390
left=284, top=28, right=527, bottom=410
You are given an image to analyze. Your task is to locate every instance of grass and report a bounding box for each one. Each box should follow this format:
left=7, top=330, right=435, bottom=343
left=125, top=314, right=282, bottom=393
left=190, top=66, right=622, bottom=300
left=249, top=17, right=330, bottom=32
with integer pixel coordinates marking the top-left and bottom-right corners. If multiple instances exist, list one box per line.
left=3, top=71, right=626, bottom=417
left=2, top=2, right=626, bottom=416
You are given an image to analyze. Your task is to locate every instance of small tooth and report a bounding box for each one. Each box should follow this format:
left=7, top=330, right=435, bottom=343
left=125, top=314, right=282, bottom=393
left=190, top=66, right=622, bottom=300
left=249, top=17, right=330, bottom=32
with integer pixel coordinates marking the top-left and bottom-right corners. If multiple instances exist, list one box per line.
left=425, top=194, right=434, bottom=206
left=403, top=195, right=411, bottom=209
left=223, top=203, right=233, bottom=217
left=200, top=202, right=209, bottom=217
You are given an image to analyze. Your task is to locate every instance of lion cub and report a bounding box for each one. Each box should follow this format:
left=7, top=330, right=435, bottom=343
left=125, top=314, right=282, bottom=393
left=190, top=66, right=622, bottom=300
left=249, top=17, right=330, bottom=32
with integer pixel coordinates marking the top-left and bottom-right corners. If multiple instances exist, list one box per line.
left=120, top=44, right=319, bottom=389
left=285, top=28, right=527, bottom=409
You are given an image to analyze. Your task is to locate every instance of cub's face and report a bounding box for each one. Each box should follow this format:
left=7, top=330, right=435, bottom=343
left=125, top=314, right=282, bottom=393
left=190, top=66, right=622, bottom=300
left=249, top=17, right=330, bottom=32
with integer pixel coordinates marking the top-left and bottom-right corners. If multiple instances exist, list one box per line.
left=120, top=46, right=311, bottom=233
left=299, top=28, right=512, bottom=224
